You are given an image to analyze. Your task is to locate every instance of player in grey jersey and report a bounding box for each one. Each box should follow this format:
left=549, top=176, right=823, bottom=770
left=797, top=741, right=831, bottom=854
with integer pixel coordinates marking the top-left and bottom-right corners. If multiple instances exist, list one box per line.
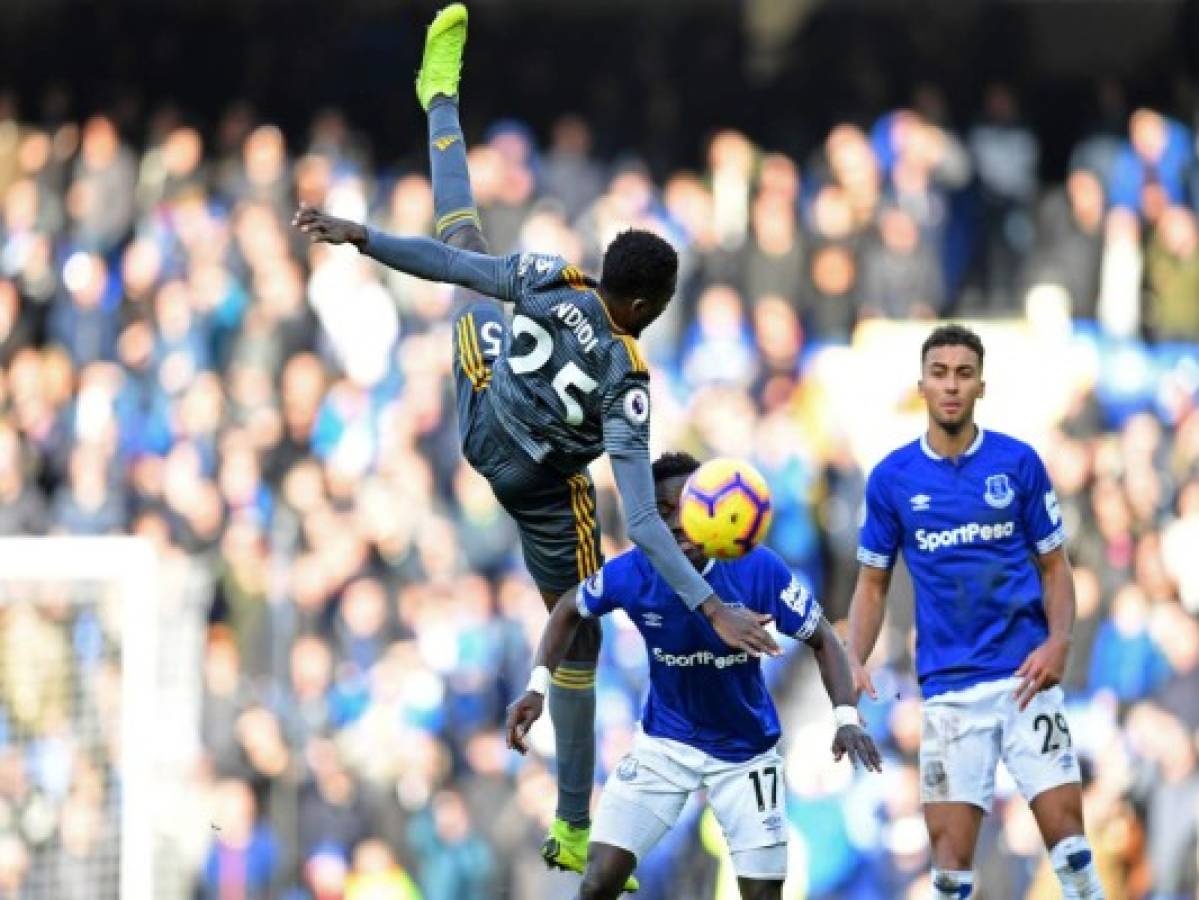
left=294, top=3, right=776, bottom=884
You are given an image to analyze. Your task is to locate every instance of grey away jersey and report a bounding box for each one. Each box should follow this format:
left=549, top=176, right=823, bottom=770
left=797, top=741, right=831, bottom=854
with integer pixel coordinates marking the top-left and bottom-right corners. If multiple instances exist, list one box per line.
left=481, top=253, right=651, bottom=474
left=362, top=229, right=718, bottom=609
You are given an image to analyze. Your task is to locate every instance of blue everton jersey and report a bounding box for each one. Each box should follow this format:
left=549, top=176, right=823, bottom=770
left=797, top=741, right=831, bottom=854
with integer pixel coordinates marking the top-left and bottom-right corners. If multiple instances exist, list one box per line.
left=577, top=546, right=822, bottom=762
left=857, top=429, right=1066, bottom=699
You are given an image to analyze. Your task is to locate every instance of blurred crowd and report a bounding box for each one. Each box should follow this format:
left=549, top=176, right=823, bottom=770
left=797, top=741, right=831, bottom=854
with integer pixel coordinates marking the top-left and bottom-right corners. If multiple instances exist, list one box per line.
left=0, top=76, right=1195, bottom=899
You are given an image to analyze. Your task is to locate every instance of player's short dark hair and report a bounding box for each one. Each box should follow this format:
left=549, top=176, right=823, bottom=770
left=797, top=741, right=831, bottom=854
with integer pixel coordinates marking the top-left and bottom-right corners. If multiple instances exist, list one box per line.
left=600, top=229, right=678, bottom=303
left=652, top=452, right=700, bottom=484
left=921, top=324, right=985, bottom=369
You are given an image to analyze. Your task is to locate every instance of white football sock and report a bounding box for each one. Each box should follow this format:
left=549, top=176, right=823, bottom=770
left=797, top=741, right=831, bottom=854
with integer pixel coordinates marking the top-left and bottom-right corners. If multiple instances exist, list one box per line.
left=1049, top=834, right=1105, bottom=899
left=930, top=868, right=974, bottom=899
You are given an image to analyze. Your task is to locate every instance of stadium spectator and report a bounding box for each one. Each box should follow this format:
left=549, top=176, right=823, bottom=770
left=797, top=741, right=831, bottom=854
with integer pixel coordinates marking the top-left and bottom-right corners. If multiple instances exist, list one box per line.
left=967, top=83, right=1040, bottom=313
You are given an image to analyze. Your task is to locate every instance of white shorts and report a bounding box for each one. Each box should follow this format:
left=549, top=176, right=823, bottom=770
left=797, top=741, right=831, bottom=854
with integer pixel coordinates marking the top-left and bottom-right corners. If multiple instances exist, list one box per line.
left=920, top=676, right=1081, bottom=813
left=591, top=729, right=788, bottom=879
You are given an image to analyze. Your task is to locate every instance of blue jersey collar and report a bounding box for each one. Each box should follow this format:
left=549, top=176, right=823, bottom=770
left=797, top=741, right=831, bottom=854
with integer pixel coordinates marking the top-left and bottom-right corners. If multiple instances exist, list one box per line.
left=920, top=426, right=986, bottom=461
left=701, top=558, right=716, bottom=576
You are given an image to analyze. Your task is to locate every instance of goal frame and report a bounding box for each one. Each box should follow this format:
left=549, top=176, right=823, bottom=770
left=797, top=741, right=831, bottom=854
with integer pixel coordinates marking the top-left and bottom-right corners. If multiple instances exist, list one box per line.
left=0, top=536, right=157, bottom=900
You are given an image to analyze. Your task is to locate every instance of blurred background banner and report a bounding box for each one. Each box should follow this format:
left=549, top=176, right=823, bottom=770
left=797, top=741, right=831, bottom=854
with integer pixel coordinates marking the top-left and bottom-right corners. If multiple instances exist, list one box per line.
left=0, top=0, right=1195, bottom=898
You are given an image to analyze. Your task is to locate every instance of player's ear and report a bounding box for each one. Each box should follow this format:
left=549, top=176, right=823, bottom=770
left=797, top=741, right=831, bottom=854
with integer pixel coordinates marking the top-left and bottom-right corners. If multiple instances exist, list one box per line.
left=978, top=378, right=986, bottom=398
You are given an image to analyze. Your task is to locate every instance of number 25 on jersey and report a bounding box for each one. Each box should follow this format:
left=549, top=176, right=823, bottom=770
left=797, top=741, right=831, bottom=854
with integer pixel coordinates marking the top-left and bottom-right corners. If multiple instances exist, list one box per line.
left=508, top=314, right=598, bottom=426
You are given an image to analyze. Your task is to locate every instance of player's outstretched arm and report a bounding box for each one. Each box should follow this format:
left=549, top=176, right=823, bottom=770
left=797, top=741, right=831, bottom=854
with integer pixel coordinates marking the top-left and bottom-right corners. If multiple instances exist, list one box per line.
left=609, top=453, right=780, bottom=657
left=505, top=587, right=584, bottom=755
left=845, top=564, right=892, bottom=701
left=806, top=617, right=883, bottom=773
left=292, top=206, right=518, bottom=301
left=1014, top=546, right=1075, bottom=710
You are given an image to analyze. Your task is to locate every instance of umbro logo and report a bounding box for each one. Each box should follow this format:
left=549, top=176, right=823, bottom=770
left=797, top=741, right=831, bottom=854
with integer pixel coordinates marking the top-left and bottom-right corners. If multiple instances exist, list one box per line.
left=432, top=135, right=460, bottom=151
left=642, top=612, right=663, bottom=628
left=910, top=494, right=931, bottom=512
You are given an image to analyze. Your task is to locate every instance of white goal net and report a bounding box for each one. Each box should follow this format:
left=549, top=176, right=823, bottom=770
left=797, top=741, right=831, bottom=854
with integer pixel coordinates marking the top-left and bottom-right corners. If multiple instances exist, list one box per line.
left=0, top=537, right=205, bottom=900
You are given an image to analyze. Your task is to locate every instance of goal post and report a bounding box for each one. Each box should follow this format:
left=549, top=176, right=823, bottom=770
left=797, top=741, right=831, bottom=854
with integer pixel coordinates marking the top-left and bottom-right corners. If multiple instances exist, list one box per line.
left=0, top=537, right=158, bottom=900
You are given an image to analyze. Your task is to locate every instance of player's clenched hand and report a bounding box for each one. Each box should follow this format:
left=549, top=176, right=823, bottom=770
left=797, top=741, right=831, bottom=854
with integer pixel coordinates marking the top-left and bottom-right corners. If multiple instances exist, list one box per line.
left=292, top=206, right=368, bottom=247
left=1013, top=633, right=1070, bottom=711
left=702, top=601, right=780, bottom=657
left=505, top=691, right=544, bottom=755
left=849, top=658, right=878, bottom=702
left=832, top=724, right=883, bottom=773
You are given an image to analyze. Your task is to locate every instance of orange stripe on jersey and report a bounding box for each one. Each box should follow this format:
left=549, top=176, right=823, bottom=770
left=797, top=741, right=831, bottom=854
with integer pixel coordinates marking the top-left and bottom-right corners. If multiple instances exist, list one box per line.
left=465, top=314, right=491, bottom=390
left=457, top=318, right=478, bottom=386
left=617, top=335, right=647, bottom=374
left=562, top=266, right=588, bottom=291
left=455, top=318, right=473, bottom=381
left=571, top=475, right=595, bottom=579
left=571, top=475, right=597, bottom=533
left=581, top=480, right=600, bottom=577
left=568, top=475, right=600, bottom=580
left=457, top=316, right=488, bottom=390
left=567, top=477, right=590, bottom=582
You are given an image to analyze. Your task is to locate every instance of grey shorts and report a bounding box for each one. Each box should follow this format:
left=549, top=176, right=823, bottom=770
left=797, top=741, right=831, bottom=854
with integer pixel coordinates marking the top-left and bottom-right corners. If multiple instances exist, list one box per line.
left=453, top=301, right=602, bottom=593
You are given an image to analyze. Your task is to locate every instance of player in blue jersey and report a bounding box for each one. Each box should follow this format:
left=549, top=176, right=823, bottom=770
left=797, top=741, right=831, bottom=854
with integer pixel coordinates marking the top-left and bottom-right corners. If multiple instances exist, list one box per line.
left=507, top=453, right=881, bottom=900
left=293, top=4, right=777, bottom=887
left=846, top=324, right=1103, bottom=899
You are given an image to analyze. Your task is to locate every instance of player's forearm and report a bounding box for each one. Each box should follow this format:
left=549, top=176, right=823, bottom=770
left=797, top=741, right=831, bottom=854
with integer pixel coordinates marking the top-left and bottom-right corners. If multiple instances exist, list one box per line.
left=626, top=515, right=713, bottom=610
left=846, top=570, right=889, bottom=665
left=810, top=618, right=857, bottom=708
left=1040, top=551, right=1076, bottom=644
left=610, top=453, right=713, bottom=610
left=361, top=228, right=513, bottom=300
left=533, top=589, right=585, bottom=675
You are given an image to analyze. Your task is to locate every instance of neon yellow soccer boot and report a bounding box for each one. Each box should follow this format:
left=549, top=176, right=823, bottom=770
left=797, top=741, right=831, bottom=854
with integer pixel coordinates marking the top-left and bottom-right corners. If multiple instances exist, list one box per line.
left=541, top=818, right=640, bottom=893
left=415, top=3, right=468, bottom=110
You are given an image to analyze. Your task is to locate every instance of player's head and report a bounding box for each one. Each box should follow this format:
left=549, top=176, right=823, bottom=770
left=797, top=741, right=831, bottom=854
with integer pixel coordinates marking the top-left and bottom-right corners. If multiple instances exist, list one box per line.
left=600, top=229, right=678, bottom=337
left=652, top=451, right=705, bottom=568
left=918, top=324, right=986, bottom=433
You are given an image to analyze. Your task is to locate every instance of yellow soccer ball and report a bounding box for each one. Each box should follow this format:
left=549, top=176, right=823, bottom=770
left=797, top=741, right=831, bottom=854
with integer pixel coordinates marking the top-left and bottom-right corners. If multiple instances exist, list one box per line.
left=679, top=458, right=774, bottom=560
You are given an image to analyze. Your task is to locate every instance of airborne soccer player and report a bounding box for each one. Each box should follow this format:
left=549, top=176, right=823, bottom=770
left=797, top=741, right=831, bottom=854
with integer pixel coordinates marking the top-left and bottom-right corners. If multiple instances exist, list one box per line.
left=846, top=324, right=1103, bottom=900
left=293, top=3, right=777, bottom=886
left=507, top=453, right=881, bottom=900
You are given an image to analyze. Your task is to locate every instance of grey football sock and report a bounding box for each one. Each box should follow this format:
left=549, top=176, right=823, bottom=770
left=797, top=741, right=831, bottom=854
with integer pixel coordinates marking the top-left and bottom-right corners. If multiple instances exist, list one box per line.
left=548, top=661, right=596, bottom=828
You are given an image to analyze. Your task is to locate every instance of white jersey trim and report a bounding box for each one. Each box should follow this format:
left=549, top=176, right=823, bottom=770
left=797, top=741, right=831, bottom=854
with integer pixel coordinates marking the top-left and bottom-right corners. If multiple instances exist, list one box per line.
left=920, top=427, right=986, bottom=461
left=792, top=598, right=823, bottom=642
left=857, top=547, right=891, bottom=569
left=576, top=586, right=594, bottom=618
left=1035, top=527, right=1067, bottom=556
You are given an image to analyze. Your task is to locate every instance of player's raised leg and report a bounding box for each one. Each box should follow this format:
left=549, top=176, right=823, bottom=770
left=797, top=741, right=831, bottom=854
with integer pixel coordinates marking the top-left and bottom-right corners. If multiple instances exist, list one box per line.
left=417, top=2, right=503, bottom=392
left=417, top=3, right=488, bottom=255
left=420, top=6, right=618, bottom=887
